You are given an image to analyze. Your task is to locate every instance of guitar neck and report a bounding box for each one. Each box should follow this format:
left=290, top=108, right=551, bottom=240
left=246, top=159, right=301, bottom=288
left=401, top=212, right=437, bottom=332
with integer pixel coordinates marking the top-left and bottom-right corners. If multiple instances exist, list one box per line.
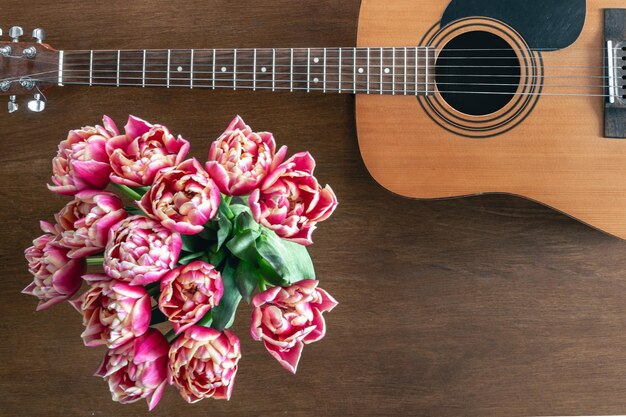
left=59, top=47, right=436, bottom=96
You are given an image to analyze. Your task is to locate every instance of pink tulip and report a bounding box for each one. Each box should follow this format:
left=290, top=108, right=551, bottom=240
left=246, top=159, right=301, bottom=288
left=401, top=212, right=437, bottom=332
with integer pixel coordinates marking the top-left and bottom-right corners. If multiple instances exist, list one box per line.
left=206, top=115, right=285, bottom=196
left=249, top=152, right=338, bottom=246
left=168, top=326, right=241, bottom=403
left=70, top=274, right=151, bottom=348
left=104, top=215, right=182, bottom=285
left=95, top=329, right=169, bottom=411
left=48, top=116, right=118, bottom=196
left=107, top=115, right=190, bottom=187
left=23, top=221, right=86, bottom=311
left=159, top=261, right=224, bottom=334
left=251, top=280, right=337, bottom=373
left=55, top=191, right=127, bottom=258
left=138, top=159, right=220, bottom=235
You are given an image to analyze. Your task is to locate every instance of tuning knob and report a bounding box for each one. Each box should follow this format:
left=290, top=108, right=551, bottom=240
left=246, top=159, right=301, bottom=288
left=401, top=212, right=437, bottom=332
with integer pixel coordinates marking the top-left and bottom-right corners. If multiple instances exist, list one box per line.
left=8, top=26, right=23, bottom=42
left=32, top=28, right=46, bottom=43
left=8, top=96, right=18, bottom=113
left=27, top=94, right=45, bottom=112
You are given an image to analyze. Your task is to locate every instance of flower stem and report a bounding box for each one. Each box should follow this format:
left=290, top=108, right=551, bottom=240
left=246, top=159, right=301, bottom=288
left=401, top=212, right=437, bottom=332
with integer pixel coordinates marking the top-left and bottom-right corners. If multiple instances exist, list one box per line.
left=259, top=280, right=267, bottom=292
left=150, top=308, right=168, bottom=326
left=112, top=183, right=143, bottom=201
left=146, top=285, right=161, bottom=298
left=165, top=329, right=177, bottom=343
left=86, top=256, right=104, bottom=266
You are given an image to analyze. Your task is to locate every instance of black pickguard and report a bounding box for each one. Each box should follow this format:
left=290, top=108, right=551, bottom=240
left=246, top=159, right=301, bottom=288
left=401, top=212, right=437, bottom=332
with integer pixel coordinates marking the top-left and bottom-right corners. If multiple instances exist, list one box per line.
left=441, top=0, right=587, bottom=50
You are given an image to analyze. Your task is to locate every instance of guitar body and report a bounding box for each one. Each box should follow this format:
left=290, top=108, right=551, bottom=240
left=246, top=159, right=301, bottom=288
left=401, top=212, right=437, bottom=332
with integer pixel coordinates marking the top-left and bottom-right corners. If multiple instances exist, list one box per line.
left=356, top=0, right=626, bottom=238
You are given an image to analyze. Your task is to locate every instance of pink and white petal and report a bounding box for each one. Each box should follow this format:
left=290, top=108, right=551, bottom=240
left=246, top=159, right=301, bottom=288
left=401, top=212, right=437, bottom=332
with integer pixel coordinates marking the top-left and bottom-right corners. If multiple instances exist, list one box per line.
left=263, top=340, right=303, bottom=374
left=124, top=115, right=153, bottom=138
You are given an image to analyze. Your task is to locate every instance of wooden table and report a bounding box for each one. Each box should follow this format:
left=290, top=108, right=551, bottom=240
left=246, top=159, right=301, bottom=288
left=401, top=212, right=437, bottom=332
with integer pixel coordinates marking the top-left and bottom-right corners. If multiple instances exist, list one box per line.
left=2, top=1, right=626, bottom=415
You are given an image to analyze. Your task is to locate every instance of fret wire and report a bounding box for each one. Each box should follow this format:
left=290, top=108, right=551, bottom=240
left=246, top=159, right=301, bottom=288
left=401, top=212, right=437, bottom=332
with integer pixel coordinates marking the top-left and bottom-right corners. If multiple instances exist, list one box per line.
left=166, top=49, right=171, bottom=88
left=58, top=50, right=64, bottom=86
left=89, top=50, right=93, bottom=86
left=116, top=50, right=120, bottom=87
left=366, top=48, right=370, bottom=95
left=379, top=47, right=383, bottom=95
left=190, top=49, right=194, bottom=89
left=290, top=48, right=293, bottom=92
left=404, top=47, right=407, bottom=95
left=307, top=48, right=311, bottom=92
left=142, top=50, right=146, bottom=88
left=425, top=47, right=429, bottom=96
left=391, top=48, right=395, bottom=95
left=233, top=49, right=237, bottom=90
left=253, top=49, right=257, bottom=91
left=272, top=48, right=276, bottom=92
left=338, top=48, right=342, bottom=94
left=414, top=46, right=418, bottom=95
left=353, top=47, right=356, bottom=93
left=212, top=49, right=216, bottom=90
left=323, top=48, right=327, bottom=94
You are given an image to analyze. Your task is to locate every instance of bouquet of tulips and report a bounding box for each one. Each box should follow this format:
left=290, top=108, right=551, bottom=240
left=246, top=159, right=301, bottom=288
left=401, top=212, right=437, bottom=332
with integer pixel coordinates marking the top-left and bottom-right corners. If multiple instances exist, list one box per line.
left=23, top=115, right=338, bottom=409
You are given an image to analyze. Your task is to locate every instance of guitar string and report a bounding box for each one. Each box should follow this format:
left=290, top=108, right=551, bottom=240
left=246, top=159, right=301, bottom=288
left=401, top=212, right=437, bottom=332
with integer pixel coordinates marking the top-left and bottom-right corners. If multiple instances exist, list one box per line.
left=3, top=46, right=624, bottom=67
left=20, top=74, right=623, bottom=97
left=28, top=79, right=616, bottom=98
left=56, top=46, right=626, bottom=53
left=47, top=54, right=626, bottom=70
left=11, top=67, right=622, bottom=91
left=1, top=70, right=619, bottom=86
left=23, top=71, right=617, bottom=90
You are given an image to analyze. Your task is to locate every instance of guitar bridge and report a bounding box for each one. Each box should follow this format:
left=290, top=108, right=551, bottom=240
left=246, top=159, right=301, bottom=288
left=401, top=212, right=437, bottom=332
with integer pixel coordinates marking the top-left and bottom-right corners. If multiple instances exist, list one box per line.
left=604, top=9, right=626, bottom=138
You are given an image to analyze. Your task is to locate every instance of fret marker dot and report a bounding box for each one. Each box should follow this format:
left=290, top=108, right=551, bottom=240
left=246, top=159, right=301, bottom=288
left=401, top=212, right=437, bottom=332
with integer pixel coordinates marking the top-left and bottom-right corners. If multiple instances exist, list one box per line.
left=384, top=68, right=390, bottom=74
left=358, top=68, right=364, bottom=74
left=313, top=57, right=319, bottom=64
left=313, top=77, right=319, bottom=83
left=221, top=67, right=227, bottom=72
left=261, top=67, right=267, bottom=73
left=177, top=66, right=183, bottom=72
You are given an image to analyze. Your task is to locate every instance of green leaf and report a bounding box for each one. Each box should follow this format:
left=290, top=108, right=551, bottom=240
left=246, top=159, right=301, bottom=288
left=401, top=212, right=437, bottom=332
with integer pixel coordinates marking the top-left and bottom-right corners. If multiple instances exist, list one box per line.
left=209, top=247, right=226, bottom=268
left=130, top=186, right=151, bottom=197
left=216, top=213, right=232, bottom=251
left=196, top=311, right=213, bottom=327
left=235, top=261, right=261, bottom=303
left=178, top=250, right=206, bottom=265
left=234, top=211, right=258, bottom=234
left=181, top=234, right=207, bottom=252
left=256, top=228, right=316, bottom=285
left=219, top=196, right=235, bottom=220
left=230, top=203, right=252, bottom=219
left=210, top=262, right=242, bottom=330
left=226, top=229, right=260, bottom=264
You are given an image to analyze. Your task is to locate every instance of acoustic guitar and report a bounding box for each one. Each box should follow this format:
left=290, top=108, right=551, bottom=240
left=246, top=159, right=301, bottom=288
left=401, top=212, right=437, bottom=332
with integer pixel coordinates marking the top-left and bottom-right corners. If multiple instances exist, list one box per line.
left=1, top=0, right=625, bottom=238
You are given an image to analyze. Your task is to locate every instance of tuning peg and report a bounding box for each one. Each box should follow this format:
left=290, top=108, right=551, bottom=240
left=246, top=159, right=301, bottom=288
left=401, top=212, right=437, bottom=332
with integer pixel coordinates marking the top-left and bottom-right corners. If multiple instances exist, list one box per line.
left=8, top=96, right=18, bottom=113
left=32, top=28, right=46, bottom=43
left=27, top=94, right=45, bottom=112
left=9, top=26, right=23, bottom=42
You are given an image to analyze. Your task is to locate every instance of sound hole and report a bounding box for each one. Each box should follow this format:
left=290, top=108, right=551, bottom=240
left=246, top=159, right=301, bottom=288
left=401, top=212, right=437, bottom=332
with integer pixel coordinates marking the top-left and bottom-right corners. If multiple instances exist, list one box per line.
left=435, top=31, right=521, bottom=116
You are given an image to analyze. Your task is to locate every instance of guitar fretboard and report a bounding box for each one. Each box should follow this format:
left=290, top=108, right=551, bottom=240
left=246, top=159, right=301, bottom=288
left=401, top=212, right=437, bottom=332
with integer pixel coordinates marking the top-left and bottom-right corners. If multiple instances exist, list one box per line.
left=60, top=47, right=436, bottom=96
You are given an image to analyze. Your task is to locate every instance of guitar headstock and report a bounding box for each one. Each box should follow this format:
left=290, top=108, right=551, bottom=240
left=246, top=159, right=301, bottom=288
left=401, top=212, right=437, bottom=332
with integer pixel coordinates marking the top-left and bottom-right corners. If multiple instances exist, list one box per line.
left=0, top=26, right=58, bottom=113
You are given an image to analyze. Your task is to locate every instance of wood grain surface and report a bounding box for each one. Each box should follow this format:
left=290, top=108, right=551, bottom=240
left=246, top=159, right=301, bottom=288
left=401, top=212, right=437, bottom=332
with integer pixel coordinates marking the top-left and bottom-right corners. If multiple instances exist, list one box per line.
left=2, top=1, right=626, bottom=416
